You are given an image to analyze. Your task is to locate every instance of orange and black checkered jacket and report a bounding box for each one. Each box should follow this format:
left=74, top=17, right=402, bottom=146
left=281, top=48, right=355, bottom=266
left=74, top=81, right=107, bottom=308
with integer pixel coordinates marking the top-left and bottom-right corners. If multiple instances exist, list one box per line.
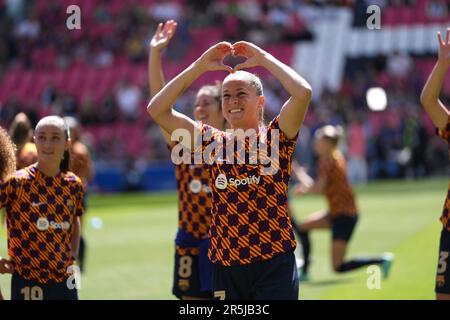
left=197, top=116, right=297, bottom=266
left=173, top=158, right=212, bottom=240
left=318, top=151, right=358, bottom=217
left=437, top=115, right=450, bottom=231
left=0, top=165, right=84, bottom=284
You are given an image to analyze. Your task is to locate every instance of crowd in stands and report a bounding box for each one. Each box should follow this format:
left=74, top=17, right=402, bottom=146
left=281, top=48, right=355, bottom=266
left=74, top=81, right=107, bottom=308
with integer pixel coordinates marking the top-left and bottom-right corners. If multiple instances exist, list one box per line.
left=0, top=0, right=448, bottom=185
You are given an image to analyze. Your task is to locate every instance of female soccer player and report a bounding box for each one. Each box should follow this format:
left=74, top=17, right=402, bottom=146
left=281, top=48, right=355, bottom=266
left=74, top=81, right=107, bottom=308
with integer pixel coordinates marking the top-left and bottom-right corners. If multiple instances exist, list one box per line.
left=148, top=40, right=312, bottom=299
left=0, top=116, right=84, bottom=300
left=149, top=20, right=226, bottom=299
left=2, top=113, right=38, bottom=227
left=64, top=116, right=93, bottom=273
left=292, top=125, right=393, bottom=281
left=420, top=28, right=450, bottom=300
left=9, top=112, right=37, bottom=169
left=0, top=125, right=17, bottom=300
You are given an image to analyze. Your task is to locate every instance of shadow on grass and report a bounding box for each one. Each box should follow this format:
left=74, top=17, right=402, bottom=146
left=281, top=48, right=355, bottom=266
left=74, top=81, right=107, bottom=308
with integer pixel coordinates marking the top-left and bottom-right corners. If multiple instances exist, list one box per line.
left=302, top=277, right=355, bottom=287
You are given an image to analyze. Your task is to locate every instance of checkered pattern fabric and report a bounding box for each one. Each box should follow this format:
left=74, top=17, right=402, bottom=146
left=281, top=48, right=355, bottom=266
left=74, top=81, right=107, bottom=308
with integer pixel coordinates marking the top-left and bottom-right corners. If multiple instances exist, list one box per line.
left=171, top=142, right=212, bottom=240
left=318, top=151, right=358, bottom=217
left=0, top=165, right=84, bottom=284
left=175, top=246, right=200, bottom=256
left=198, top=116, right=297, bottom=266
left=437, top=115, right=450, bottom=231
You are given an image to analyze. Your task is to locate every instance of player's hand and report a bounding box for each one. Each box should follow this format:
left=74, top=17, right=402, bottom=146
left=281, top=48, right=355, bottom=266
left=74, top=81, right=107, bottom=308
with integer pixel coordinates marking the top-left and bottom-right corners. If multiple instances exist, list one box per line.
left=0, top=258, right=14, bottom=274
left=150, top=20, right=177, bottom=51
left=437, top=28, right=450, bottom=68
left=292, top=184, right=305, bottom=196
left=292, top=160, right=302, bottom=172
left=292, top=162, right=314, bottom=189
left=232, top=41, right=267, bottom=71
left=196, top=42, right=233, bottom=73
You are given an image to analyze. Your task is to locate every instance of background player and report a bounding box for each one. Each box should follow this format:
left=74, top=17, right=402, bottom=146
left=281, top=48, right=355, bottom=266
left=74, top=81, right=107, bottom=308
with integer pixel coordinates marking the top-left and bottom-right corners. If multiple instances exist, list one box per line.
left=292, top=125, right=394, bottom=281
left=148, top=40, right=312, bottom=299
left=64, top=116, right=93, bottom=273
left=149, top=20, right=226, bottom=299
left=0, top=116, right=84, bottom=300
left=1, top=113, right=38, bottom=227
left=8, top=113, right=37, bottom=170
left=0, top=126, right=17, bottom=300
left=420, top=28, right=450, bottom=300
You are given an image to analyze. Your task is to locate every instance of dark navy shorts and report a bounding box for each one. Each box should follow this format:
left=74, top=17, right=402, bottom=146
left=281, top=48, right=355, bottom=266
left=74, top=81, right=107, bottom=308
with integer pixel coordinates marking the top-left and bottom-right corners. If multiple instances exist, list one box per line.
left=331, top=214, right=358, bottom=242
left=212, top=250, right=299, bottom=300
left=436, top=228, right=450, bottom=294
left=11, top=273, right=78, bottom=300
left=172, top=230, right=213, bottom=299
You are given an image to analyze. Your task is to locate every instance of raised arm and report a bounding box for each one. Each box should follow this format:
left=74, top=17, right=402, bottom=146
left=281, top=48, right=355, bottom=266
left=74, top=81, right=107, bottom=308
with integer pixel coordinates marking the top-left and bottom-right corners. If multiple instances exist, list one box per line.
left=420, top=28, right=450, bottom=130
left=292, top=161, right=314, bottom=188
left=233, top=41, right=312, bottom=139
left=149, top=20, right=177, bottom=145
left=147, top=42, right=233, bottom=148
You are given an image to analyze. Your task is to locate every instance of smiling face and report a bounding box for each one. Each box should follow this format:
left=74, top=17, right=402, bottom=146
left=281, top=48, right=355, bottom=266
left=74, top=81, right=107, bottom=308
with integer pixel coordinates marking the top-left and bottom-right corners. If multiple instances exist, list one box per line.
left=222, top=72, right=264, bottom=130
left=193, top=87, right=224, bottom=129
left=34, top=120, right=69, bottom=166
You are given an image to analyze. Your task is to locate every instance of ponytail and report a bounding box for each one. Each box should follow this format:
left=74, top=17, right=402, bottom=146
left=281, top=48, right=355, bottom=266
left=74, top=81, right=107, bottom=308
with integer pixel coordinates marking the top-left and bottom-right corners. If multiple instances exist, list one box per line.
left=60, top=124, right=71, bottom=172
left=60, top=150, right=70, bottom=172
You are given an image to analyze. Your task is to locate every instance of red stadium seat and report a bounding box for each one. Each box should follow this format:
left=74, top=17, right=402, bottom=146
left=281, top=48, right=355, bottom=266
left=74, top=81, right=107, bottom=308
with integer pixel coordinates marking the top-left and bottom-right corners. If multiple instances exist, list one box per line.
left=382, top=7, right=398, bottom=26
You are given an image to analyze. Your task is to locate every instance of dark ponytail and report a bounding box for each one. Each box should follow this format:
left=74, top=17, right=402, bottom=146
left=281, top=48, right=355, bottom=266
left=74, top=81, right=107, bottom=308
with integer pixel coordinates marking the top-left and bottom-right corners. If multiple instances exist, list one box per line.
left=59, top=125, right=71, bottom=172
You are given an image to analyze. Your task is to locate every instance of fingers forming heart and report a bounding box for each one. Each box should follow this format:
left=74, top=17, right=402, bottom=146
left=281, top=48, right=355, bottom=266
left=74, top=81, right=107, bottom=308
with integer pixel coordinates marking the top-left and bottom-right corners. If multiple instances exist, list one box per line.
left=208, top=42, right=257, bottom=72
left=223, top=54, right=247, bottom=71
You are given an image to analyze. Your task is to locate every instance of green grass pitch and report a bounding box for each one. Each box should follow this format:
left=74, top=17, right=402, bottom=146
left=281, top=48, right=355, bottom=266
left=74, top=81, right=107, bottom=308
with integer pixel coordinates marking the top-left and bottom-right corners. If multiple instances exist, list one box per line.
left=0, top=178, right=446, bottom=299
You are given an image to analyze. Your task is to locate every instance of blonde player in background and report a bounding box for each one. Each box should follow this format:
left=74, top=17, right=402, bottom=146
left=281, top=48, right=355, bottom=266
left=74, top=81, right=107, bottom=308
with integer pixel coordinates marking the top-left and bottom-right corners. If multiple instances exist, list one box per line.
left=292, top=125, right=393, bottom=282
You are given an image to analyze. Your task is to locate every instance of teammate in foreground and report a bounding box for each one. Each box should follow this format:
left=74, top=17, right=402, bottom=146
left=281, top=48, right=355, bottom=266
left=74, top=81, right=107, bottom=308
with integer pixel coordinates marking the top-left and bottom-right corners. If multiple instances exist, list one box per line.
left=420, top=28, right=450, bottom=300
left=149, top=20, right=226, bottom=299
left=148, top=40, right=312, bottom=299
left=0, top=116, right=84, bottom=300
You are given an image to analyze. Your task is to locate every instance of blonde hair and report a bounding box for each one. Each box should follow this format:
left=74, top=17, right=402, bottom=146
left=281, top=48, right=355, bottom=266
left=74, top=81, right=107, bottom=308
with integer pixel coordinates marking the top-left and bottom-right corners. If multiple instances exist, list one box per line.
left=315, top=125, right=344, bottom=146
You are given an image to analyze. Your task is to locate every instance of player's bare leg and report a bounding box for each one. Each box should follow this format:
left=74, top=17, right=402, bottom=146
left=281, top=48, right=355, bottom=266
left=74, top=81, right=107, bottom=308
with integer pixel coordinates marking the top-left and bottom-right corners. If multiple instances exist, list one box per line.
left=297, top=210, right=331, bottom=231
left=294, top=210, right=331, bottom=281
left=331, top=240, right=348, bottom=272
